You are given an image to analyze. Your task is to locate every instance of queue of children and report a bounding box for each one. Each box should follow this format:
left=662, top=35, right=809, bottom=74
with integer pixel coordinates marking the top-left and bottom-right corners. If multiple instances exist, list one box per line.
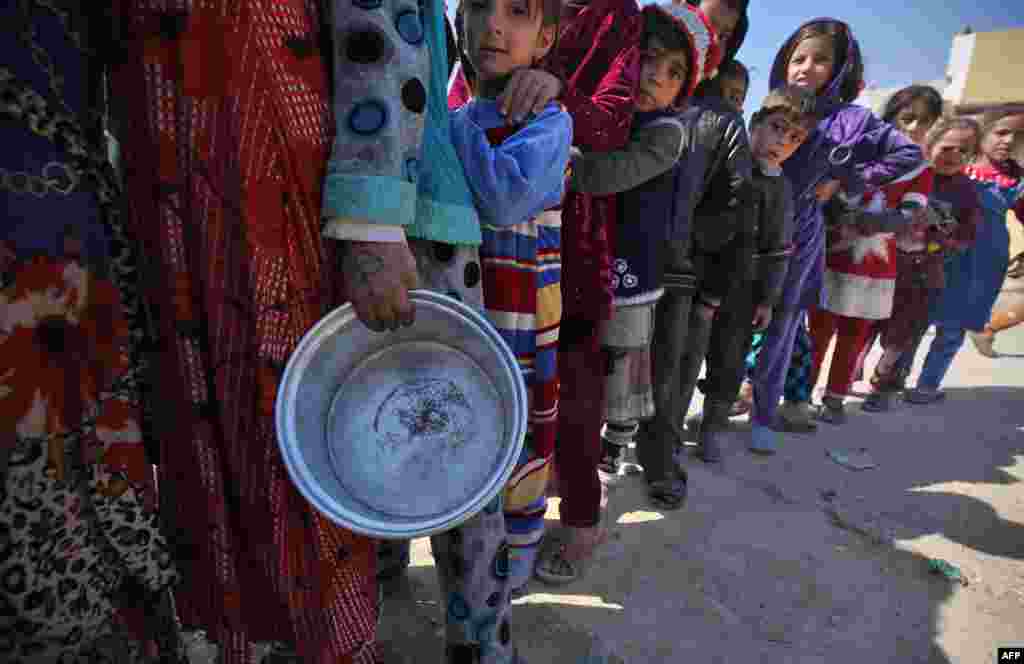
left=374, top=1, right=1023, bottom=660
left=7, top=0, right=1023, bottom=661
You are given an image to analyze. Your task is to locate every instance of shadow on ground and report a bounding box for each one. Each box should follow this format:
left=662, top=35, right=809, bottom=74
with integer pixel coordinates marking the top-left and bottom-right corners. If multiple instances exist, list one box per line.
left=378, top=457, right=964, bottom=663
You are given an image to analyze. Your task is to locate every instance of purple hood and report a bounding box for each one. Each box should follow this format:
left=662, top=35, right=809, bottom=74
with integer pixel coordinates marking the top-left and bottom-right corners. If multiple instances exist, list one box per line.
left=762, top=18, right=924, bottom=312
left=769, top=17, right=862, bottom=117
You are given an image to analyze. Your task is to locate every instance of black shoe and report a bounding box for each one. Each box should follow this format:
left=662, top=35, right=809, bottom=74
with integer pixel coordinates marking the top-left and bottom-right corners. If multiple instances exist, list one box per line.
left=598, top=437, right=625, bottom=475
left=862, top=390, right=892, bottom=412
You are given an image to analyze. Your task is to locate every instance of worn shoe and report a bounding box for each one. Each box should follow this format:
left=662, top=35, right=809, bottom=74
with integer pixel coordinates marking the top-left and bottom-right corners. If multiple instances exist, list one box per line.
left=969, top=329, right=998, bottom=358
left=598, top=438, right=625, bottom=475
left=776, top=401, right=818, bottom=432
left=861, top=390, right=893, bottom=412
left=905, top=386, right=947, bottom=404
left=748, top=424, right=778, bottom=455
left=815, top=397, right=847, bottom=425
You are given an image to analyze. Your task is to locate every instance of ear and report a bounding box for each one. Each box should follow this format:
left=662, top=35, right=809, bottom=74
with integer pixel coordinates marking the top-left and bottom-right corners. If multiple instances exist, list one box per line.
left=534, top=23, right=556, bottom=60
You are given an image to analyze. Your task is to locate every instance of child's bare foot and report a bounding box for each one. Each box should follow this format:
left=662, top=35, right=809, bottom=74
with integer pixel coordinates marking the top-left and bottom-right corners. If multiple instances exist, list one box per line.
left=535, top=524, right=607, bottom=585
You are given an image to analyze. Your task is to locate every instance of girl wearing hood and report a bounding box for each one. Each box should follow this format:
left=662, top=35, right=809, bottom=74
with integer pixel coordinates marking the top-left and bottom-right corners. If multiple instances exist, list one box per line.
left=747, top=18, right=924, bottom=453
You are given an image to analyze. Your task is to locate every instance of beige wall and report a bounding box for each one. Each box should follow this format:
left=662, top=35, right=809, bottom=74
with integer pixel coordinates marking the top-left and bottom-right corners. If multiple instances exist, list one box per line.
left=950, top=29, right=1024, bottom=107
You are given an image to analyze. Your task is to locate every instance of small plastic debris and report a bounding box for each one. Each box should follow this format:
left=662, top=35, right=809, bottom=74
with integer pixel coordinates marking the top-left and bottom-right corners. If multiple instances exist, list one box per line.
left=826, top=447, right=877, bottom=470
left=927, top=558, right=968, bottom=585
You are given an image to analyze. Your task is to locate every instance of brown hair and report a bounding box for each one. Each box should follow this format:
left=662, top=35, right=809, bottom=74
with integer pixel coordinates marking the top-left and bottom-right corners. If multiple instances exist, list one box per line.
left=777, top=21, right=863, bottom=104
left=978, top=109, right=1024, bottom=139
left=750, top=85, right=819, bottom=132
left=455, top=0, right=562, bottom=92
left=924, top=117, right=981, bottom=158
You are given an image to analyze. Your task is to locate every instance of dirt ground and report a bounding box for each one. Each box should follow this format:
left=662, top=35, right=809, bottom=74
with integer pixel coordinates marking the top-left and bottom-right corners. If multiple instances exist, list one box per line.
left=376, top=244, right=1024, bottom=663
left=185, top=216, right=1024, bottom=662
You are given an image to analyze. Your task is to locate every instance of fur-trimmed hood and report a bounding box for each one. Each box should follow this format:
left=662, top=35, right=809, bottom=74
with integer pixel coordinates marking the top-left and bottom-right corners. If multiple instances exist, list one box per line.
left=641, top=2, right=723, bottom=104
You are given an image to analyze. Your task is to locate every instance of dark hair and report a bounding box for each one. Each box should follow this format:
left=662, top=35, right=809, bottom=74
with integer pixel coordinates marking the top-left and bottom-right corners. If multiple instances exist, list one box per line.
left=694, top=58, right=748, bottom=100
left=455, top=0, right=562, bottom=92
left=685, top=0, right=748, bottom=65
left=778, top=21, right=863, bottom=104
left=640, top=7, right=701, bottom=107
left=924, top=116, right=981, bottom=158
left=882, top=85, right=943, bottom=125
left=749, top=84, right=819, bottom=132
left=642, top=7, right=692, bottom=53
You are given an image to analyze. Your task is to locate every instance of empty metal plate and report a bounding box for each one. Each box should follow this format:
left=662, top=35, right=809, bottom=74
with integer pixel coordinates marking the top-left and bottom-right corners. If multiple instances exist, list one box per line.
left=275, top=290, right=527, bottom=539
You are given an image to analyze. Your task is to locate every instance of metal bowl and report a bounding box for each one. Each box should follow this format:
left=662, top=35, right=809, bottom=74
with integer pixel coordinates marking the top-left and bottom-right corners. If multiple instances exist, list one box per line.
left=275, top=290, right=527, bottom=539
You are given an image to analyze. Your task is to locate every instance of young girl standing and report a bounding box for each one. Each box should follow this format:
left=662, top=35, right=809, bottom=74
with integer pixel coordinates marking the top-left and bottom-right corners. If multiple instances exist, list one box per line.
left=807, top=162, right=932, bottom=423
left=500, top=0, right=645, bottom=580
left=747, top=18, right=924, bottom=453
left=860, top=87, right=956, bottom=410
left=905, top=111, right=1024, bottom=404
left=436, top=0, right=572, bottom=658
left=868, top=118, right=983, bottom=408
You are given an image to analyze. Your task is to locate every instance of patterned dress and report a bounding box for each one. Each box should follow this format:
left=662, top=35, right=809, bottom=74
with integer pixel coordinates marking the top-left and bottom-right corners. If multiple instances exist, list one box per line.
left=108, top=2, right=380, bottom=663
left=1, top=4, right=179, bottom=662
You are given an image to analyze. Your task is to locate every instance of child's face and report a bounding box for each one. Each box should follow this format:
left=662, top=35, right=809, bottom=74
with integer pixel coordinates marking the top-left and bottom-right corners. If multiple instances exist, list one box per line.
left=697, top=0, right=740, bottom=47
left=787, top=36, right=835, bottom=95
left=636, top=37, right=689, bottom=113
left=979, top=114, right=1024, bottom=165
left=750, top=112, right=809, bottom=169
left=719, top=74, right=747, bottom=112
left=930, top=128, right=976, bottom=176
left=894, top=99, right=938, bottom=148
left=464, top=0, right=555, bottom=83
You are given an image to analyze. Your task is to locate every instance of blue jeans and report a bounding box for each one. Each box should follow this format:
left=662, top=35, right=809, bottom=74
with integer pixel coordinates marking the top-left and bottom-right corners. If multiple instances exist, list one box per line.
left=915, top=326, right=967, bottom=390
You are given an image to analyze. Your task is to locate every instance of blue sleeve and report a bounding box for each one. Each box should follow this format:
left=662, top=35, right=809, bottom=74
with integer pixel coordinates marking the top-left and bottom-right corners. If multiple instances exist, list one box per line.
left=450, top=104, right=572, bottom=226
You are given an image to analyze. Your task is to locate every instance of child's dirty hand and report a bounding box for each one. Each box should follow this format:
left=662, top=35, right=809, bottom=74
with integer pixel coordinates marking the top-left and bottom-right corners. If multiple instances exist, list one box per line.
left=342, top=240, right=419, bottom=332
left=815, top=179, right=841, bottom=203
left=752, top=304, right=773, bottom=332
left=498, top=69, right=562, bottom=124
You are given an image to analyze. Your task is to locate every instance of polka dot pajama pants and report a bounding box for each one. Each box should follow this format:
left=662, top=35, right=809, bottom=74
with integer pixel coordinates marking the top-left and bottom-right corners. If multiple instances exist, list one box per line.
left=411, top=240, right=522, bottom=664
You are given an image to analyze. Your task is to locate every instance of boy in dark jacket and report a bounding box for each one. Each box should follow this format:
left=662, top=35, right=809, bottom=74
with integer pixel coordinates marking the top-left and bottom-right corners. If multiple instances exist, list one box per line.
left=632, top=74, right=752, bottom=510
left=693, top=86, right=817, bottom=461
left=536, top=0, right=722, bottom=583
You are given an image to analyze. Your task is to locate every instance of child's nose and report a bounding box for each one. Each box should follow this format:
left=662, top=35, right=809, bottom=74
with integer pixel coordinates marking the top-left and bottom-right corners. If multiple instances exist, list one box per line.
left=484, top=10, right=503, bottom=33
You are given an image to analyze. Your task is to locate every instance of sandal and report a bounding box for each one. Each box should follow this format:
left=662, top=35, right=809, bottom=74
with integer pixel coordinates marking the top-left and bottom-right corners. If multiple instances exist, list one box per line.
left=647, top=467, right=688, bottom=511
left=534, top=526, right=607, bottom=586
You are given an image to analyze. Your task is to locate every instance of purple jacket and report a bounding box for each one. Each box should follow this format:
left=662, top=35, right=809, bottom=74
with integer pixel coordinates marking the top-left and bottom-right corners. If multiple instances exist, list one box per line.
left=769, top=19, right=924, bottom=312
